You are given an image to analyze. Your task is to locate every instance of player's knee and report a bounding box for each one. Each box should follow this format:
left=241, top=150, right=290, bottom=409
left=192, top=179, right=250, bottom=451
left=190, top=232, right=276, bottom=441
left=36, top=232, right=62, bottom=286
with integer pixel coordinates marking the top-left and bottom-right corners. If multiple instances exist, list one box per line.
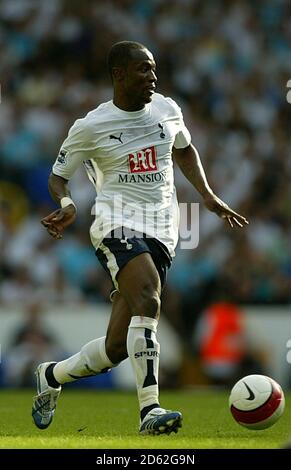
left=106, top=338, right=128, bottom=364
left=133, top=287, right=161, bottom=318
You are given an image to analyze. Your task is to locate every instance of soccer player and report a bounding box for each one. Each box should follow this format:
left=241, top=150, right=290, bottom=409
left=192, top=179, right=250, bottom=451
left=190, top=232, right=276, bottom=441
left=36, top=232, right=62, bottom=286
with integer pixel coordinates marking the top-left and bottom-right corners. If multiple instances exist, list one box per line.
left=32, top=41, right=249, bottom=435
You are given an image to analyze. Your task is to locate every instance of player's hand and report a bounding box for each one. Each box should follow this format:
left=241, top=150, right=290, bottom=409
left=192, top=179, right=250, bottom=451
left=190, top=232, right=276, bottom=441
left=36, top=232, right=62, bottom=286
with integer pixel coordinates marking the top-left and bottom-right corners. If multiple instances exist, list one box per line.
left=203, top=193, right=249, bottom=228
left=41, top=205, right=77, bottom=239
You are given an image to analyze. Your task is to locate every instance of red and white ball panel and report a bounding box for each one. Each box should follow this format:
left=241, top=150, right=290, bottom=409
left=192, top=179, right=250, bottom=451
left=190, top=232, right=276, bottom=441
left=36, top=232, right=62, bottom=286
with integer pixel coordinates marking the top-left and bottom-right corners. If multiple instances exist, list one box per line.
left=229, top=375, right=285, bottom=430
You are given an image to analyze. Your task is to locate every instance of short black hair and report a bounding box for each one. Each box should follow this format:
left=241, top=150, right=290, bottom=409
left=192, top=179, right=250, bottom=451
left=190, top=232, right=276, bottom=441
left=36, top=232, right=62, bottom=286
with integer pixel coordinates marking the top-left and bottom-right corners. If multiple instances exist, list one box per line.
left=107, top=41, right=147, bottom=79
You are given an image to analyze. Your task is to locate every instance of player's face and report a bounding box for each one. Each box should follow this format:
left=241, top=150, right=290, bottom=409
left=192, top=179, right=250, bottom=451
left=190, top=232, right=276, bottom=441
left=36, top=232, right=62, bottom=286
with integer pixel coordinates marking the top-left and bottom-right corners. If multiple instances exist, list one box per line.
left=124, top=49, right=157, bottom=108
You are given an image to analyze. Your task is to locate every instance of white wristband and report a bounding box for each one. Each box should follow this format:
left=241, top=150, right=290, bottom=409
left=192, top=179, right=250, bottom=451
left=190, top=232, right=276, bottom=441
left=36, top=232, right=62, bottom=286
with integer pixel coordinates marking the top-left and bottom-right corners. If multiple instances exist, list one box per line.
left=60, top=197, right=76, bottom=209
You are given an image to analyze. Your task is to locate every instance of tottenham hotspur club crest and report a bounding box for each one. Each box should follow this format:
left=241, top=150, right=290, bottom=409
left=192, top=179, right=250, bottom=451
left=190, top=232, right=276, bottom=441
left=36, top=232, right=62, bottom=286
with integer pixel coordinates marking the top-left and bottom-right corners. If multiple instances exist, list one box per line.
left=120, top=237, right=133, bottom=250
left=158, top=123, right=165, bottom=139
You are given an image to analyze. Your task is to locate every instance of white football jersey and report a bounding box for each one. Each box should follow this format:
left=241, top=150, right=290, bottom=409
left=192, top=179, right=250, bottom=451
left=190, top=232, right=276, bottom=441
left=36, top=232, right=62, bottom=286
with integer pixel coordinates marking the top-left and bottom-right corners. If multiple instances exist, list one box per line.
left=52, top=93, right=191, bottom=256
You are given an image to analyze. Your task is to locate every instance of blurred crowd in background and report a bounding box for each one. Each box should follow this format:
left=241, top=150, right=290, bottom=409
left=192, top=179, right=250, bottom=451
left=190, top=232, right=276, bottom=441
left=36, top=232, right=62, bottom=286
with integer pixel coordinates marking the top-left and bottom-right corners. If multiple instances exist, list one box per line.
left=0, top=0, right=290, bottom=385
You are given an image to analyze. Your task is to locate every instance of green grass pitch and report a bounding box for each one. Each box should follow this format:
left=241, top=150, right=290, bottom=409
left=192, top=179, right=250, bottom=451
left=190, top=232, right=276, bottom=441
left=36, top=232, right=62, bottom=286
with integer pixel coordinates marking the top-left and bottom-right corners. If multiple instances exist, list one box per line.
left=0, top=389, right=290, bottom=448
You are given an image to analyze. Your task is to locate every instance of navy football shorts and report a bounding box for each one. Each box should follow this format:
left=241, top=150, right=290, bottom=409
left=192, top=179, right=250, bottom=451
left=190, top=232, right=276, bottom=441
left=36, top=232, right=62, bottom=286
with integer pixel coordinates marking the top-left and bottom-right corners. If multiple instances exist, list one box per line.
left=95, top=227, right=172, bottom=297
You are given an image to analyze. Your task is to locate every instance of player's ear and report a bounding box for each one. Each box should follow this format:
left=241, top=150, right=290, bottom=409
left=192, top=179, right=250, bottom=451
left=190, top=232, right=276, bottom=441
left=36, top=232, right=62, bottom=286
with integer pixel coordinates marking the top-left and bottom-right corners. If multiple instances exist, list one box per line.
left=112, top=66, right=125, bottom=81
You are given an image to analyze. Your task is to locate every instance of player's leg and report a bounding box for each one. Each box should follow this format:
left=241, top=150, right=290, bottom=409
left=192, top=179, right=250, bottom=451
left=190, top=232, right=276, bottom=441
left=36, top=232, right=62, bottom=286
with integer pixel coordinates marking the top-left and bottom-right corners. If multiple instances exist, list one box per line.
left=116, top=252, right=182, bottom=434
left=51, top=292, right=131, bottom=383
left=32, top=293, right=130, bottom=430
left=105, top=291, right=131, bottom=364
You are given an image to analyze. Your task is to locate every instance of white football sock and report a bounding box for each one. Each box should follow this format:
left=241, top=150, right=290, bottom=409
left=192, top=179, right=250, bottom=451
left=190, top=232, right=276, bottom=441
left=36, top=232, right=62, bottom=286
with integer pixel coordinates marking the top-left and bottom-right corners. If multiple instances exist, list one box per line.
left=53, top=336, right=115, bottom=384
left=127, top=316, right=160, bottom=412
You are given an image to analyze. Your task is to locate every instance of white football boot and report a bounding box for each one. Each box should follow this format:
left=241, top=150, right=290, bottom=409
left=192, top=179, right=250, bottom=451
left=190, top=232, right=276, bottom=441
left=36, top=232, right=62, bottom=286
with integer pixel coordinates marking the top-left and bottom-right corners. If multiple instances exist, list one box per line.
left=32, top=362, right=61, bottom=429
left=139, top=407, right=182, bottom=435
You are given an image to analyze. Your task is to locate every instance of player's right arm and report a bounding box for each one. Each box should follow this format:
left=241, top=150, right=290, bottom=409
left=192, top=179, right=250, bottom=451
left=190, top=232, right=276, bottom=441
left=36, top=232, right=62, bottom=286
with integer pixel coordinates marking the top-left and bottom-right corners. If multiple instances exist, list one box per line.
left=41, top=174, right=77, bottom=240
left=41, top=119, right=94, bottom=239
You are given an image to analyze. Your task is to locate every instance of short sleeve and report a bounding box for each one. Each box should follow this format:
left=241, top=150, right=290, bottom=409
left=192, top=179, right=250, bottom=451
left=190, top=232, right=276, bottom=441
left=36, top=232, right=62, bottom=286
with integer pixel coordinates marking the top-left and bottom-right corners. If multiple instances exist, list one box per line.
left=165, top=97, right=191, bottom=149
left=52, top=119, right=94, bottom=180
left=174, top=122, right=191, bottom=149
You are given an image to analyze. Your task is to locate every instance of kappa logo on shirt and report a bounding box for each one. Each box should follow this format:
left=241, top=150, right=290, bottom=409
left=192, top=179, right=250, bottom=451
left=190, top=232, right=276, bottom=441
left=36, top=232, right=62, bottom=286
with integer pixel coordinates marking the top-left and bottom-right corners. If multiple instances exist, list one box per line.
left=128, top=146, right=157, bottom=173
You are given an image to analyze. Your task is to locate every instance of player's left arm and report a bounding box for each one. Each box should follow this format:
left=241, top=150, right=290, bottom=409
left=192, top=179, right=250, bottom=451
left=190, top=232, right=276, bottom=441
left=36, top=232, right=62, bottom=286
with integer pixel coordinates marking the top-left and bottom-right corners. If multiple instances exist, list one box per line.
left=173, top=143, right=249, bottom=228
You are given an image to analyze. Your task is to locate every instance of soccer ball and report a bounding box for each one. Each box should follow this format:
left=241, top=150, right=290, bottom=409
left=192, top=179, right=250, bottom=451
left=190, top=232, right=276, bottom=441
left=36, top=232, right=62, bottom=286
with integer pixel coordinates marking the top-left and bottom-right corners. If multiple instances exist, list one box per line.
left=229, top=374, right=285, bottom=430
